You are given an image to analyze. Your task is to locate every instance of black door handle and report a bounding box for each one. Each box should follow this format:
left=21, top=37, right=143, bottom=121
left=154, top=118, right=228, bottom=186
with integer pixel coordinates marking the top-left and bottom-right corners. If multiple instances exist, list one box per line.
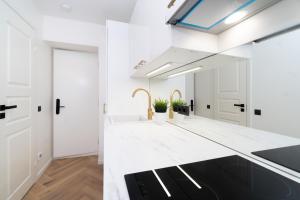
left=190, top=100, right=194, bottom=112
left=0, top=113, right=5, bottom=119
left=56, top=99, right=66, bottom=115
left=234, top=104, right=245, bottom=108
left=0, top=105, right=17, bottom=111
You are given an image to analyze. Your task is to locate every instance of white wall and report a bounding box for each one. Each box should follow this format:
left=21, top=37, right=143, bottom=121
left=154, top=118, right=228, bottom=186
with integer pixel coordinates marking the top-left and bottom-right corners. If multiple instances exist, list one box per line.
left=150, top=76, right=186, bottom=103
left=251, top=28, right=300, bottom=138
left=194, top=70, right=215, bottom=118
left=3, top=0, right=53, bottom=179
left=32, top=41, right=53, bottom=175
left=43, top=16, right=106, bottom=48
left=185, top=73, right=195, bottom=114
left=218, top=0, right=300, bottom=51
left=107, top=20, right=149, bottom=116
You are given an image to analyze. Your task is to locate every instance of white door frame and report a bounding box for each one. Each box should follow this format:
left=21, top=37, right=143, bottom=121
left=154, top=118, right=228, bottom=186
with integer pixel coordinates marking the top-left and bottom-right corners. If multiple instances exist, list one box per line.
left=49, top=44, right=106, bottom=164
left=97, top=46, right=106, bottom=164
left=53, top=49, right=100, bottom=158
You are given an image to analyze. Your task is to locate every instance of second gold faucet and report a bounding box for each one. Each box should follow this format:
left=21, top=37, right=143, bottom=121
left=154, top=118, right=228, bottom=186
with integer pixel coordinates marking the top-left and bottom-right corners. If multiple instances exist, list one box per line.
left=169, top=89, right=182, bottom=119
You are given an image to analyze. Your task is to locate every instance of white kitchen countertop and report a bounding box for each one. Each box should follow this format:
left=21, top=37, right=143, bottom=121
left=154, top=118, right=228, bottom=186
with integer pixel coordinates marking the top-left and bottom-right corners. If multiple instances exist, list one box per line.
left=169, top=115, right=300, bottom=176
left=104, top=115, right=300, bottom=200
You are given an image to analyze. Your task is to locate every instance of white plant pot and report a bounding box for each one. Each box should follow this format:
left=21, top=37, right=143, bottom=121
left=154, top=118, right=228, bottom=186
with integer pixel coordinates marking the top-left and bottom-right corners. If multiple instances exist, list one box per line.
left=154, top=112, right=168, bottom=123
left=173, top=112, right=185, bottom=121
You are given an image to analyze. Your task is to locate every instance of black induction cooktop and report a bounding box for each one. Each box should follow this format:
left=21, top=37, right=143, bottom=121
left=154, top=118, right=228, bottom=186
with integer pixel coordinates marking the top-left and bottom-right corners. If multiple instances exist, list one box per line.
left=125, top=155, right=300, bottom=200
left=252, top=145, right=300, bottom=173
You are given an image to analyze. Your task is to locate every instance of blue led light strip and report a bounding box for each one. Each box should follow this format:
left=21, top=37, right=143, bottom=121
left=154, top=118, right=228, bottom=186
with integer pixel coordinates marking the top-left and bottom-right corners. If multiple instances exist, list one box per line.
left=178, top=0, right=256, bottom=30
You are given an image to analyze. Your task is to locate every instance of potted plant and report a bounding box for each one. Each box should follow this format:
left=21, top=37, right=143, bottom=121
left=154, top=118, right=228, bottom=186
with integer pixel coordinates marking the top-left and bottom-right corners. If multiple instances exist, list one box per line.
left=153, top=98, right=168, bottom=122
left=171, top=99, right=187, bottom=121
left=171, top=99, right=187, bottom=112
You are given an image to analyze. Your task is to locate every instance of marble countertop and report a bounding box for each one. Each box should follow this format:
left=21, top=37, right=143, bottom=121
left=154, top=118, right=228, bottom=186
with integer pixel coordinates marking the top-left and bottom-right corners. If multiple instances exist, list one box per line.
left=104, top=116, right=300, bottom=200
left=169, top=115, right=300, bottom=176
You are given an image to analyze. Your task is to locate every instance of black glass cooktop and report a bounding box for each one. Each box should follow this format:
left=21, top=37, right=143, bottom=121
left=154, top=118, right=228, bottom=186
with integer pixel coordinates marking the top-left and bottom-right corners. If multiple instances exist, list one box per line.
left=125, top=155, right=300, bottom=200
left=252, top=145, right=300, bottom=173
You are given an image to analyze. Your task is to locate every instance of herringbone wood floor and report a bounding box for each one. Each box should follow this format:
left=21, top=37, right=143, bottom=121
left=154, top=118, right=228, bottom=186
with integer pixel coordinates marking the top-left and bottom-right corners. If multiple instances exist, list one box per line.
left=23, top=156, right=103, bottom=200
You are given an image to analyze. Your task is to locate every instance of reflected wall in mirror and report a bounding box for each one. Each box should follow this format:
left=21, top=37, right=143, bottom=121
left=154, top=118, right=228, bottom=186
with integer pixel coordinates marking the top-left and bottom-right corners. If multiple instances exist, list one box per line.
left=150, top=26, right=300, bottom=178
left=193, top=49, right=249, bottom=126
left=151, top=27, right=300, bottom=139
left=149, top=27, right=300, bottom=176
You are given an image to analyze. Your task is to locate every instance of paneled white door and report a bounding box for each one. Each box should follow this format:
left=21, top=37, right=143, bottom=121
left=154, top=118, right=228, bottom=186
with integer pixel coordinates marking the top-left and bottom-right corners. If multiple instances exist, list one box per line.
left=215, top=56, right=248, bottom=126
left=53, top=50, right=99, bottom=158
left=0, top=2, right=35, bottom=200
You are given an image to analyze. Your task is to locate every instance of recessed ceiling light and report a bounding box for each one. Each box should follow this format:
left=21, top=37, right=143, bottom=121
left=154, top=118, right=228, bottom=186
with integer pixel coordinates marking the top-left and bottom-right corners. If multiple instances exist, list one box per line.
left=168, top=67, right=202, bottom=78
left=60, top=3, right=72, bottom=12
left=224, top=10, right=247, bottom=24
left=146, top=63, right=172, bottom=77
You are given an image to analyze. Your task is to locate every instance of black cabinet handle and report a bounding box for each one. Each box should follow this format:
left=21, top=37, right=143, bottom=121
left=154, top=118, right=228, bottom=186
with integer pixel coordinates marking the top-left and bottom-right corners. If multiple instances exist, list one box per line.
left=234, top=104, right=245, bottom=108
left=0, top=105, right=17, bottom=111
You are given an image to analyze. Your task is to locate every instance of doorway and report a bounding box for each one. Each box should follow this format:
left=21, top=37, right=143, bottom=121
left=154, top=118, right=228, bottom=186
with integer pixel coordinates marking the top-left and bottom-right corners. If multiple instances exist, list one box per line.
left=194, top=56, right=249, bottom=126
left=53, top=49, right=99, bottom=158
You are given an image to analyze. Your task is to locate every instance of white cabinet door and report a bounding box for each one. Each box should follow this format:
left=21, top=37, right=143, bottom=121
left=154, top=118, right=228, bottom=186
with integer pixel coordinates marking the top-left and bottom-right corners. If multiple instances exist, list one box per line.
left=215, top=57, right=248, bottom=126
left=53, top=50, right=99, bottom=158
left=165, top=0, right=187, bottom=23
left=129, top=24, right=150, bottom=75
left=0, top=2, right=36, bottom=199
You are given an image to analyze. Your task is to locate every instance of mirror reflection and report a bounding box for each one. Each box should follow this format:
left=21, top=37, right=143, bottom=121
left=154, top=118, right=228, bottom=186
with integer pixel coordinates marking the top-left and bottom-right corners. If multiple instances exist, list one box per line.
left=149, top=27, right=300, bottom=176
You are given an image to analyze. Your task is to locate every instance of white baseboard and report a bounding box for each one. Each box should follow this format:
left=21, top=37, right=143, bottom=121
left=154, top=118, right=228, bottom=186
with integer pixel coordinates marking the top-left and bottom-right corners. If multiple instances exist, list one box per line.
left=54, top=152, right=98, bottom=160
left=36, top=158, right=52, bottom=178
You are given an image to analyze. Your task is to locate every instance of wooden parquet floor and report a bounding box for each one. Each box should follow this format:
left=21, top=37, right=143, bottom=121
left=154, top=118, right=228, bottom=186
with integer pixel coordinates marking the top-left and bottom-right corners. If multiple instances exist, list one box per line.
left=23, top=156, right=103, bottom=200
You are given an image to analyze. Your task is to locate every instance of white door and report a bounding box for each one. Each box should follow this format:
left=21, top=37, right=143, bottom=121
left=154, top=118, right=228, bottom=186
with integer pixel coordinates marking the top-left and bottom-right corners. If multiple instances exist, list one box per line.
left=0, top=2, right=36, bottom=200
left=215, top=56, right=248, bottom=126
left=53, top=49, right=99, bottom=158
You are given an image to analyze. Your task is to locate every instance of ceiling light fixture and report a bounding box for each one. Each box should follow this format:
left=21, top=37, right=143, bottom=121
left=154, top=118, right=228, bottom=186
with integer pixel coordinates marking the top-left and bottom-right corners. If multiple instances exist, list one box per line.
left=146, top=63, right=172, bottom=77
left=224, top=10, right=247, bottom=24
left=60, top=3, right=72, bottom=12
left=168, top=67, right=202, bottom=78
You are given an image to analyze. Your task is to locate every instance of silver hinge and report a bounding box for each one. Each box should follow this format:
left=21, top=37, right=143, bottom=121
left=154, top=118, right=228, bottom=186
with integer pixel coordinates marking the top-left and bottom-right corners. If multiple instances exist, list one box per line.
left=103, top=103, right=107, bottom=114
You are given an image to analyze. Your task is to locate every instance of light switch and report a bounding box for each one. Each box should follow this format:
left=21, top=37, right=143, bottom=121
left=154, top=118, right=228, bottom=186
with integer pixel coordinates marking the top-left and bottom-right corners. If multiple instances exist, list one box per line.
left=254, top=109, right=261, bottom=116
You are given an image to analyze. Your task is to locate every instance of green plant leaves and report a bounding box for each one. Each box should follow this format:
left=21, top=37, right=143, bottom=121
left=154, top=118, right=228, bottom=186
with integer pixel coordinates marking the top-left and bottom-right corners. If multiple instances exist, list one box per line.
left=171, top=99, right=187, bottom=112
left=153, top=98, right=168, bottom=113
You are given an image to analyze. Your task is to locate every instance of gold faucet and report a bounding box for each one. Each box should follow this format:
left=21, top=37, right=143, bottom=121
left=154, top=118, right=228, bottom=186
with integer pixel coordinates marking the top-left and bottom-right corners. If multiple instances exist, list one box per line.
left=132, top=88, right=153, bottom=120
left=169, top=89, right=182, bottom=119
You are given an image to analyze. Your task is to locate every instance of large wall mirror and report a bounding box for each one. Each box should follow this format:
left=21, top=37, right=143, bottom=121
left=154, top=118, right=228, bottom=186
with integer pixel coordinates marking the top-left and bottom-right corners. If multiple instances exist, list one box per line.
left=149, top=27, right=300, bottom=177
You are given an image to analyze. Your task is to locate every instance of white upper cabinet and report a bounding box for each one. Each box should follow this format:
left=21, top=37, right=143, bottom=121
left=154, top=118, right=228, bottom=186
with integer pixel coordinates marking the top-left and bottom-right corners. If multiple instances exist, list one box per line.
left=129, top=24, right=150, bottom=75
left=128, top=0, right=218, bottom=78
left=165, top=0, right=187, bottom=23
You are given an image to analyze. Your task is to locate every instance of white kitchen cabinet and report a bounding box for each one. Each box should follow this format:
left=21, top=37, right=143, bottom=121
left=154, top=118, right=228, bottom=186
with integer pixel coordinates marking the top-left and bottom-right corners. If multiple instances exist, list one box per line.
left=165, top=0, right=187, bottom=23
left=129, top=24, right=150, bottom=75
left=128, top=0, right=218, bottom=78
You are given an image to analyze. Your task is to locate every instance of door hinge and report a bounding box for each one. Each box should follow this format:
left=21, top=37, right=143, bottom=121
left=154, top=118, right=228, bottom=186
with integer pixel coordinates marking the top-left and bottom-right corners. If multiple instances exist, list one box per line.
left=168, top=0, right=176, bottom=8
left=103, top=103, right=107, bottom=114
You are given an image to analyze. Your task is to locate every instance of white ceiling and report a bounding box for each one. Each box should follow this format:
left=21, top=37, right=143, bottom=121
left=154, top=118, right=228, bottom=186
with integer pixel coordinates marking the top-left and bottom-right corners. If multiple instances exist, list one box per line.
left=33, top=0, right=138, bottom=25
